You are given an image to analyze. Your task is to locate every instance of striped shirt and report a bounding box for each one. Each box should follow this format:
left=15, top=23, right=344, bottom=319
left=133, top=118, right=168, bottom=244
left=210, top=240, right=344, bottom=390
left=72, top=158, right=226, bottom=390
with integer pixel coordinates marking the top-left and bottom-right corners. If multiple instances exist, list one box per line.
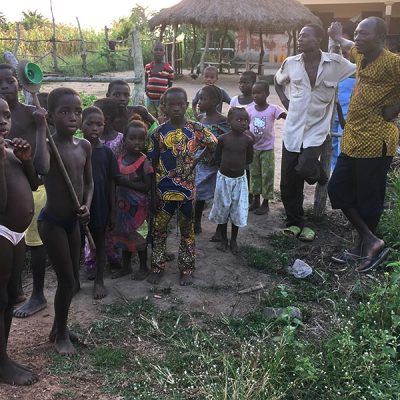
left=145, top=62, right=174, bottom=100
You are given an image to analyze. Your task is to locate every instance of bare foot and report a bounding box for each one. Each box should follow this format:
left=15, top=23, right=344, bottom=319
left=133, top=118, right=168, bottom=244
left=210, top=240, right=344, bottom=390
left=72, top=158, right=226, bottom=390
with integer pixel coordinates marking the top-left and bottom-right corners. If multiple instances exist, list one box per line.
left=180, top=271, right=193, bottom=286
left=111, top=267, right=132, bottom=279
left=217, top=240, right=228, bottom=252
left=13, top=295, right=47, bottom=318
left=357, top=239, right=385, bottom=272
left=147, top=269, right=164, bottom=285
left=230, top=239, right=240, bottom=255
left=194, top=223, right=202, bottom=234
left=249, top=201, right=260, bottom=212
left=49, top=328, right=79, bottom=343
left=132, top=268, right=149, bottom=281
left=93, top=282, right=108, bottom=300
left=210, top=229, right=222, bottom=243
left=14, top=293, right=26, bottom=305
left=54, top=335, right=76, bottom=356
left=254, top=205, right=269, bottom=215
left=165, top=253, right=175, bottom=262
left=0, top=359, right=38, bottom=385
left=86, top=270, right=95, bottom=281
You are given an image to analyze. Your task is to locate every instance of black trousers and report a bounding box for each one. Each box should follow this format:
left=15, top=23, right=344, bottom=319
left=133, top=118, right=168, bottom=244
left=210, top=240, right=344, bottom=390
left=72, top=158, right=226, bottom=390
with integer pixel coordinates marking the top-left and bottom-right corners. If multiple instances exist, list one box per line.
left=280, top=144, right=327, bottom=227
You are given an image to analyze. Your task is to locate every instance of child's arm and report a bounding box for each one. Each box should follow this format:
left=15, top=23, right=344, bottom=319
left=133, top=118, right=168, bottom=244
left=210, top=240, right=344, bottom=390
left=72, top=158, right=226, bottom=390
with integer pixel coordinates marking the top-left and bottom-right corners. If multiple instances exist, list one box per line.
left=222, top=89, right=231, bottom=105
left=214, top=137, right=223, bottom=166
left=116, top=172, right=152, bottom=194
left=192, top=91, right=200, bottom=120
left=33, top=108, right=50, bottom=175
left=198, top=124, right=218, bottom=153
left=0, top=139, right=7, bottom=213
left=246, top=137, right=254, bottom=165
left=78, top=141, right=93, bottom=224
left=12, top=138, right=38, bottom=191
left=278, top=112, right=287, bottom=120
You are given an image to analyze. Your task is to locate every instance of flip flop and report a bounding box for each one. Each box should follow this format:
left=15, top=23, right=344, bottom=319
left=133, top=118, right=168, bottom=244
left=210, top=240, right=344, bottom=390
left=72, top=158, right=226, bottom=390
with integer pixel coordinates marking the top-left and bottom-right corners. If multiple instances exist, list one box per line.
left=283, top=225, right=302, bottom=237
left=298, top=227, right=315, bottom=242
left=356, top=247, right=390, bottom=273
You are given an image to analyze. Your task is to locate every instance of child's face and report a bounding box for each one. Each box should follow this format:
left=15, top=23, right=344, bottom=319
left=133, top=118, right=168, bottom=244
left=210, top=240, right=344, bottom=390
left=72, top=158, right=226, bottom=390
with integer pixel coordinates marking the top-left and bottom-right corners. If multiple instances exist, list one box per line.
left=198, top=89, right=214, bottom=113
left=0, top=68, right=19, bottom=104
left=252, top=84, right=269, bottom=106
left=164, top=92, right=188, bottom=119
left=51, top=94, right=83, bottom=135
left=203, top=70, right=218, bottom=85
left=153, top=44, right=165, bottom=63
left=239, top=77, right=254, bottom=96
left=228, top=110, right=249, bottom=133
left=82, top=112, right=105, bottom=144
left=108, top=84, right=130, bottom=108
left=0, top=98, right=11, bottom=139
left=124, top=128, right=146, bottom=153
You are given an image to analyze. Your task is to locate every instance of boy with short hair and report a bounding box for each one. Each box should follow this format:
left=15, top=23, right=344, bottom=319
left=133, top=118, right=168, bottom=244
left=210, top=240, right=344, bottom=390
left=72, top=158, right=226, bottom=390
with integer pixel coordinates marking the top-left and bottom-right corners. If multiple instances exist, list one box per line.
left=0, top=97, right=39, bottom=385
left=229, top=71, right=257, bottom=108
left=147, top=87, right=217, bottom=286
left=192, top=66, right=231, bottom=119
left=106, top=79, right=157, bottom=133
left=145, top=43, right=174, bottom=118
left=209, top=107, right=254, bottom=254
left=34, top=87, right=94, bottom=356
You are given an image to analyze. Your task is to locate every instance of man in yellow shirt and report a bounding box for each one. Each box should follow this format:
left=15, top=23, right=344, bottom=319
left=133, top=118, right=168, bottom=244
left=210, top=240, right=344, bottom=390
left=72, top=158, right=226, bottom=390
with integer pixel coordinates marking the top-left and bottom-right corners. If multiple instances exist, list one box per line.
left=328, top=17, right=400, bottom=272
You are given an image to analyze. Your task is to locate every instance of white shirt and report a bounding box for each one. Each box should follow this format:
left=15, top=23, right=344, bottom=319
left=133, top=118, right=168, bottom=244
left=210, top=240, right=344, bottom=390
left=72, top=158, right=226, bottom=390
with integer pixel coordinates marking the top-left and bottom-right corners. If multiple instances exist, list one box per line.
left=229, top=96, right=255, bottom=109
left=275, top=51, right=356, bottom=152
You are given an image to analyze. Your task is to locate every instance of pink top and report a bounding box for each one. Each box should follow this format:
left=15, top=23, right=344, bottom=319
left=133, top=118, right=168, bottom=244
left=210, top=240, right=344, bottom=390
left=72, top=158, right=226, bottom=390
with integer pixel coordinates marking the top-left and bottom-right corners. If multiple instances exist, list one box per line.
left=246, top=103, right=285, bottom=151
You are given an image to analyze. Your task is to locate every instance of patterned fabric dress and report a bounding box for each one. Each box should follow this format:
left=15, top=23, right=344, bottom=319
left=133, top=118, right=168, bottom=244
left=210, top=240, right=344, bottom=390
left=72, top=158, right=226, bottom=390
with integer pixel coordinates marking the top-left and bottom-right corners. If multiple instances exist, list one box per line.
left=195, top=120, right=230, bottom=201
left=113, top=153, right=153, bottom=252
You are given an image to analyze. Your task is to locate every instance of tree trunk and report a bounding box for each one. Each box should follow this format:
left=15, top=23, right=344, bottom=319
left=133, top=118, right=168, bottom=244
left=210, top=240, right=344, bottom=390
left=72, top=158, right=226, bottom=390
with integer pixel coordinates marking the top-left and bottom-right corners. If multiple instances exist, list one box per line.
left=258, top=31, right=264, bottom=75
left=172, top=24, right=177, bottom=72
left=219, top=27, right=228, bottom=74
left=190, top=24, right=197, bottom=74
left=199, top=28, right=210, bottom=73
left=76, top=17, right=87, bottom=75
left=245, top=30, right=251, bottom=71
left=131, top=28, right=145, bottom=105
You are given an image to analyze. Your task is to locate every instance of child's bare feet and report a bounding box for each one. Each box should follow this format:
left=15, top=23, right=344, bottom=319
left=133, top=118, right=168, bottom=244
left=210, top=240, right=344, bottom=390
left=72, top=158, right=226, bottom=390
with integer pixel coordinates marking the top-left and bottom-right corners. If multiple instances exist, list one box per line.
left=87, top=270, right=95, bottom=281
left=147, top=267, right=164, bottom=284
left=0, top=359, right=38, bottom=385
left=254, top=200, right=269, bottom=215
left=93, top=282, right=108, bottom=300
left=132, top=268, right=149, bottom=280
left=230, top=239, right=240, bottom=255
left=14, top=293, right=26, bottom=305
left=217, top=239, right=229, bottom=252
left=194, top=223, right=202, bottom=234
left=111, top=266, right=132, bottom=279
left=13, top=295, right=47, bottom=318
left=49, top=326, right=79, bottom=343
left=54, top=335, right=76, bottom=356
left=249, top=200, right=260, bottom=211
left=180, top=270, right=193, bottom=286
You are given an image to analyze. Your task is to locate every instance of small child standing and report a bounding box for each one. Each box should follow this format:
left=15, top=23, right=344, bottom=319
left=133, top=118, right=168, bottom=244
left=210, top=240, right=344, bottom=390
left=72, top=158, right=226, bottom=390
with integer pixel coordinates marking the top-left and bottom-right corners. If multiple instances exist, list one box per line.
left=209, top=107, right=254, bottom=254
left=34, top=88, right=94, bottom=356
left=0, top=97, right=39, bottom=385
left=229, top=71, right=257, bottom=108
left=192, top=66, right=231, bottom=119
left=81, top=106, right=121, bottom=299
left=106, top=79, right=157, bottom=134
left=247, top=81, right=286, bottom=215
left=148, top=87, right=217, bottom=286
left=145, top=43, right=174, bottom=118
left=194, top=85, right=230, bottom=237
left=113, top=121, right=153, bottom=280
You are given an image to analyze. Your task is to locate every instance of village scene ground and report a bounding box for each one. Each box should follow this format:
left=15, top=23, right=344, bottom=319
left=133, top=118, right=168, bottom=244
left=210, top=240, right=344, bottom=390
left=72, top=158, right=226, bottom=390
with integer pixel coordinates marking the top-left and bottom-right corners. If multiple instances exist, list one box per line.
left=1, top=71, right=398, bottom=400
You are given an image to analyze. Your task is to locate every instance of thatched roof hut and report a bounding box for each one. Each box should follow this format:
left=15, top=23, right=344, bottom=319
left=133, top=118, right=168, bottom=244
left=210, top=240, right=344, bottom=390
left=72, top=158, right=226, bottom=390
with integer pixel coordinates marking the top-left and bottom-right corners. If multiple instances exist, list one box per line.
left=148, top=0, right=320, bottom=32
left=149, top=0, right=320, bottom=74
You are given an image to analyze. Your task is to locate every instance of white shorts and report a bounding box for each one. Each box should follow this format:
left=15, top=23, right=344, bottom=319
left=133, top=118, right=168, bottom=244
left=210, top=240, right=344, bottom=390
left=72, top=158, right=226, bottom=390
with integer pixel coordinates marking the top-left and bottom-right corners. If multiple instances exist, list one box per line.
left=208, top=171, right=249, bottom=227
left=0, top=224, right=25, bottom=246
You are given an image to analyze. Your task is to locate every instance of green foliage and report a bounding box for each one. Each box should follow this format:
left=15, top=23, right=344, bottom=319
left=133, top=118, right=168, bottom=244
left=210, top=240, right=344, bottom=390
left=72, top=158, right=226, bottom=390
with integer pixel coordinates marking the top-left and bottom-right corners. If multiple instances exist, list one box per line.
left=21, top=10, right=48, bottom=30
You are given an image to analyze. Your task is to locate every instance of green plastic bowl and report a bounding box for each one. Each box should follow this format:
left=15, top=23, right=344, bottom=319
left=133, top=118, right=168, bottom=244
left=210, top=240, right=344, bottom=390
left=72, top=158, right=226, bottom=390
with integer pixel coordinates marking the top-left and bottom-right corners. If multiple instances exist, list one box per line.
left=24, top=62, right=43, bottom=85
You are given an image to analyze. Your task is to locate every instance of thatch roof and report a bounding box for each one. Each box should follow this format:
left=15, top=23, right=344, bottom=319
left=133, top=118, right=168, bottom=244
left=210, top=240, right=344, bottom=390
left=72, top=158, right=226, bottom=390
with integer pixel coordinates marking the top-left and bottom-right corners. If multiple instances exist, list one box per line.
left=149, top=0, right=320, bottom=32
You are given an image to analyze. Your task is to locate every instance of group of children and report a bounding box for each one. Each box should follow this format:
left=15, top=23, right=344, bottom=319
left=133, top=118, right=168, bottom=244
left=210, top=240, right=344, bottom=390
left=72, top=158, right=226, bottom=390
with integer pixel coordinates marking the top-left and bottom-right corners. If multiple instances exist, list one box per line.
left=0, top=40, right=288, bottom=385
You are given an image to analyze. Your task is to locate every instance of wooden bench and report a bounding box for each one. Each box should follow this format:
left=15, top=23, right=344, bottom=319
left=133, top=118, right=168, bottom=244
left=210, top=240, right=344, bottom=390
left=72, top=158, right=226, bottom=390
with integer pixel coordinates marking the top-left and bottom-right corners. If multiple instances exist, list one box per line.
left=232, top=61, right=265, bottom=74
left=197, top=61, right=231, bottom=74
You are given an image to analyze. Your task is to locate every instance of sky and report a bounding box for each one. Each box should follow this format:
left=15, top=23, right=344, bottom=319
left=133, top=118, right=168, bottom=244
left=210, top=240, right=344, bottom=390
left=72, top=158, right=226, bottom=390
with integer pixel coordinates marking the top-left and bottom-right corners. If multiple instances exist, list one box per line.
left=3, top=0, right=180, bottom=30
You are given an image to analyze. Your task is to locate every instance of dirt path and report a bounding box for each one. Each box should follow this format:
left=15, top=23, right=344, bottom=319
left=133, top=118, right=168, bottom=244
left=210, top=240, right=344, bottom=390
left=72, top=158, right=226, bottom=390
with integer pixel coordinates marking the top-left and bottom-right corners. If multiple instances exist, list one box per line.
left=2, top=71, right=319, bottom=399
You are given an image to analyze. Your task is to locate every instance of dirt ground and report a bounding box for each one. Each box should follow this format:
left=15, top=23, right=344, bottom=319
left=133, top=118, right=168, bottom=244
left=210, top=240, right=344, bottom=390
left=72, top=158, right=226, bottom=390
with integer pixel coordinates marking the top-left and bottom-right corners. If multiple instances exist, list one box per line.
left=2, top=71, right=320, bottom=399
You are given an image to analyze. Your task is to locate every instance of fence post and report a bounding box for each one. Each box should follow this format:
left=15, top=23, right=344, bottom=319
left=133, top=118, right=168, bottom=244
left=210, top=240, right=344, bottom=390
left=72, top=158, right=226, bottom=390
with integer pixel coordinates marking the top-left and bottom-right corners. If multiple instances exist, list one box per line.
left=76, top=17, right=88, bottom=75
left=104, top=26, right=111, bottom=69
left=50, top=0, right=59, bottom=72
left=13, top=23, right=21, bottom=56
left=131, top=27, right=145, bottom=106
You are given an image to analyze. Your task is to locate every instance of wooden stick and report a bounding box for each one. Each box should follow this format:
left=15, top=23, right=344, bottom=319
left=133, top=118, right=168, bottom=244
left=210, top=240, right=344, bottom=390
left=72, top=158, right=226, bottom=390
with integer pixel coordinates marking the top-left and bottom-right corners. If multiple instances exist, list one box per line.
left=238, top=283, right=264, bottom=294
left=31, top=92, right=96, bottom=250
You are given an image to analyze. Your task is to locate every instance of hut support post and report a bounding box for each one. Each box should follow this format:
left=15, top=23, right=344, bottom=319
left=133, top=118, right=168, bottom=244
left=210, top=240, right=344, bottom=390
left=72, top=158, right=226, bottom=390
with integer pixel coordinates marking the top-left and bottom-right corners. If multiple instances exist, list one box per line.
left=245, top=30, right=251, bottom=71
left=76, top=17, right=88, bottom=75
left=292, top=29, right=297, bottom=55
left=218, top=27, right=228, bottom=73
left=131, top=27, right=145, bottom=106
left=172, top=24, right=177, bottom=71
left=287, top=31, right=293, bottom=57
left=258, top=32, right=264, bottom=75
left=199, top=28, right=211, bottom=74
left=190, top=24, right=197, bottom=73
left=159, top=26, right=165, bottom=42
left=50, top=0, right=59, bottom=72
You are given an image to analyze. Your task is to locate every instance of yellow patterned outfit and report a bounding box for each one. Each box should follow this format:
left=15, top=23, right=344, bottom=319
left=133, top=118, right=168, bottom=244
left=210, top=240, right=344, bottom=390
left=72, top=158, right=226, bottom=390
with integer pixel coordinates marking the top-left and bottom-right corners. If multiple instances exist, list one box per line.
left=148, top=121, right=217, bottom=274
left=329, top=47, right=400, bottom=217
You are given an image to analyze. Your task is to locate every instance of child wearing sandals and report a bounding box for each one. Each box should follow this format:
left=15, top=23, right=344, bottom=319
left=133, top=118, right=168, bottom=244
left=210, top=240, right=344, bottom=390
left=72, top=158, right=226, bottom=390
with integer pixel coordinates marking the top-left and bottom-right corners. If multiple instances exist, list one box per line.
left=113, top=120, right=153, bottom=280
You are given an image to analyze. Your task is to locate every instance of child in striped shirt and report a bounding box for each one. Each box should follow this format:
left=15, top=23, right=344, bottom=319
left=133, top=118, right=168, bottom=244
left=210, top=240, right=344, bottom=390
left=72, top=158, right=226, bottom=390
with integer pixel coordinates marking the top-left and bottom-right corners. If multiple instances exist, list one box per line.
left=145, top=43, right=174, bottom=119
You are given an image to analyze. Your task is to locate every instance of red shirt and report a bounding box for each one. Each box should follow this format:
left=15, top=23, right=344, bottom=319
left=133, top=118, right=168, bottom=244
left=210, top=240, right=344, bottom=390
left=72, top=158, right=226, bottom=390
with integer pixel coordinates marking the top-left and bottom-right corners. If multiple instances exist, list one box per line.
left=145, top=62, right=174, bottom=100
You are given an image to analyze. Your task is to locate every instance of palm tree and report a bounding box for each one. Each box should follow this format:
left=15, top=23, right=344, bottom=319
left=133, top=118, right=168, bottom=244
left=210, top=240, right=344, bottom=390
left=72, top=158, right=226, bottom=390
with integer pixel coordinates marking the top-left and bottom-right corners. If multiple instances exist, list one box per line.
left=21, top=10, right=48, bottom=30
left=0, top=12, right=7, bottom=26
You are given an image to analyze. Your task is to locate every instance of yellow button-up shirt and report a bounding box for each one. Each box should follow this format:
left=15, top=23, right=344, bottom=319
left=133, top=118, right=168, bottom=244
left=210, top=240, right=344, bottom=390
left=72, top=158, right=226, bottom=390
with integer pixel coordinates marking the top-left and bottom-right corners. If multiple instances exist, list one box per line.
left=341, top=47, right=400, bottom=158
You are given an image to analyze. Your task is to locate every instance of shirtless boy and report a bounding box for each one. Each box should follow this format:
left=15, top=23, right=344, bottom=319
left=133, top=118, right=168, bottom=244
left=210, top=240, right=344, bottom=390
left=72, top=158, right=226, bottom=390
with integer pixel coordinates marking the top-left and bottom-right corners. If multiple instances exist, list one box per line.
left=209, top=107, right=254, bottom=254
left=34, top=88, right=93, bottom=356
left=0, top=97, right=39, bottom=385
